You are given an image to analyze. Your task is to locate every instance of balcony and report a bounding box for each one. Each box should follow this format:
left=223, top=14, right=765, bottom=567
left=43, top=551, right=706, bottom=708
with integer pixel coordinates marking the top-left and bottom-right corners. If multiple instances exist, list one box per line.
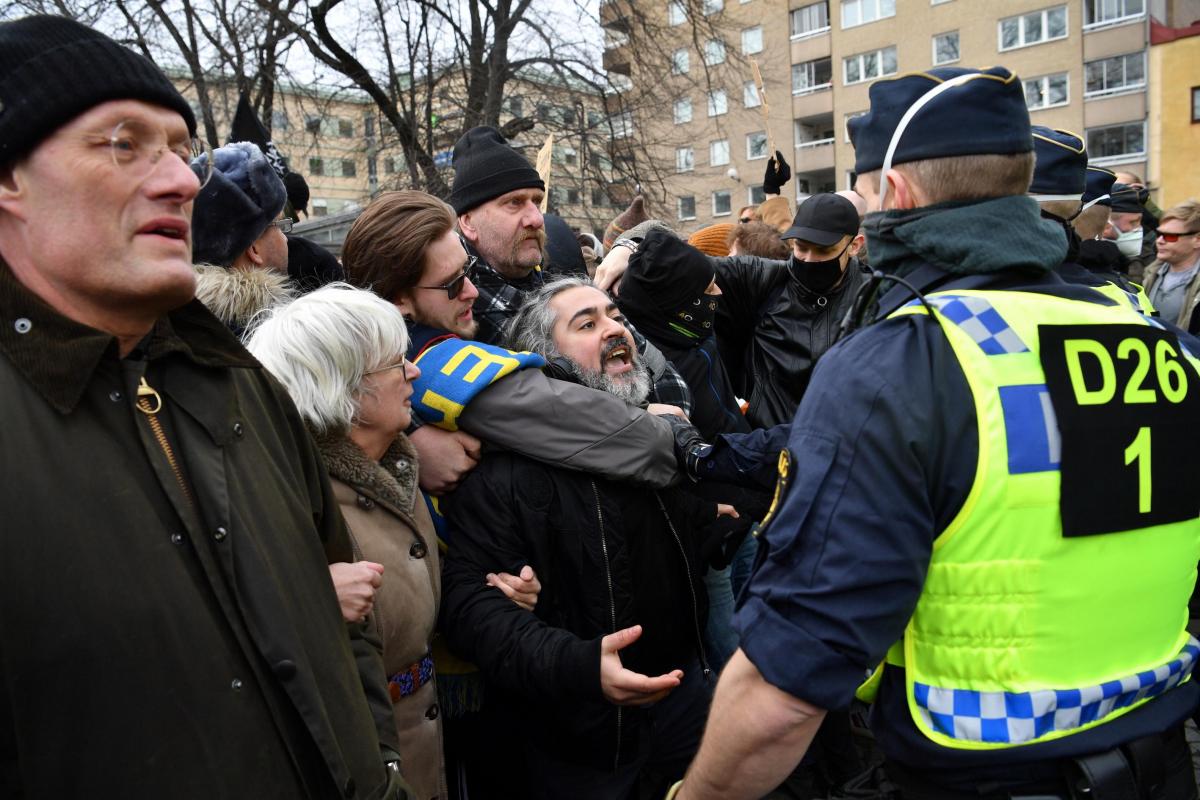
left=600, top=0, right=632, bottom=32
left=603, top=43, right=631, bottom=76
left=794, top=168, right=837, bottom=198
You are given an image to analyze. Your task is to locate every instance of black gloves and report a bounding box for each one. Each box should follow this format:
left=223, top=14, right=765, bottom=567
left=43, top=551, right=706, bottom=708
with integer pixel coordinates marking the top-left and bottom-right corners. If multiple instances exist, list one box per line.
left=658, top=412, right=710, bottom=479
left=763, top=150, right=791, bottom=196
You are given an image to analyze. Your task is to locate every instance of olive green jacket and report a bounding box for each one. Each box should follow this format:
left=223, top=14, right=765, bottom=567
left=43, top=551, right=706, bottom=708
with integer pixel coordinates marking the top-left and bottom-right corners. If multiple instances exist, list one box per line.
left=0, top=260, right=399, bottom=799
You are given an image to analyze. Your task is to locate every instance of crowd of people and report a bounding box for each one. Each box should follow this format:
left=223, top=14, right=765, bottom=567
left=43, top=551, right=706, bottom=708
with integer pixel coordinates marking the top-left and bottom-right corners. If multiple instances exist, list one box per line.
left=2, top=13, right=1199, bottom=800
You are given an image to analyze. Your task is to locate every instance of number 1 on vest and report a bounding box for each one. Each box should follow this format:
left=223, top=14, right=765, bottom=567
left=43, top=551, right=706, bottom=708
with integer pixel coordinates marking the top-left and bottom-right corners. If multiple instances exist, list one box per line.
left=1124, top=426, right=1152, bottom=514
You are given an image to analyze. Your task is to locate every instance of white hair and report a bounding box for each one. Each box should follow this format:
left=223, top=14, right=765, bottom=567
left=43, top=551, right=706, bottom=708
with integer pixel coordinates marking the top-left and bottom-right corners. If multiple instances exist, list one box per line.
left=244, top=282, right=410, bottom=435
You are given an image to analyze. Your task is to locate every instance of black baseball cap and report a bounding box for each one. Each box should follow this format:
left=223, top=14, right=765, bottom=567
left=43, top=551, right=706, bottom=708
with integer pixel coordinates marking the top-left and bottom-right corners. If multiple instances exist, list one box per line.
left=781, top=194, right=860, bottom=246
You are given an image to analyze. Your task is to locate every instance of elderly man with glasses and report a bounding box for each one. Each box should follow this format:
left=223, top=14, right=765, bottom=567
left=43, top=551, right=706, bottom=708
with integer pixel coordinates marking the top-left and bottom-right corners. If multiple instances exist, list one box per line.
left=1142, top=200, right=1200, bottom=332
left=0, top=16, right=409, bottom=799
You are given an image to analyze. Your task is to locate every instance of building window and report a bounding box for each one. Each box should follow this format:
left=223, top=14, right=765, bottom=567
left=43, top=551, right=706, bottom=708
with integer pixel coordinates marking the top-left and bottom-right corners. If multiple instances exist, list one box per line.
left=676, top=146, right=695, bottom=172
left=674, top=97, right=693, bottom=124
left=747, top=131, right=769, bottom=160
left=506, top=96, right=524, bottom=117
left=844, top=110, right=867, bottom=142
left=308, top=157, right=324, bottom=176
left=592, top=189, right=608, bottom=206
left=713, top=190, right=733, bottom=216
left=1193, top=87, right=1200, bottom=123
left=383, top=157, right=397, bottom=174
left=1085, top=51, right=1145, bottom=97
left=844, top=46, right=897, bottom=85
left=744, top=81, right=762, bottom=108
left=793, top=57, right=833, bottom=94
left=710, top=139, right=731, bottom=166
left=1024, top=72, right=1070, bottom=110
left=672, top=48, right=690, bottom=75
left=749, top=185, right=767, bottom=204
left=707, top=89, right=728, bottom=117
left=703, top=38, right=726, bottom=65
left=703, top=0, right=723, bottom=14
left=311, top=199, right=328, bottom=217
left=933, top=31, right=960, bottom=65
left=679, top=195, right=697, bottom=220
left=791, top=2, right=830, bottom=37
left=567, top=188, right=581, bottom=205
left=339, top=119, right=354, bottom=138
left=1083, top=0, right=1144, bottom=28
left=271, top=110, right=289, bottom=131
left=668, top=0, right=686, bottom=25
left=340, top=159, right=357, bottom=178
left=999, top=6, right=1068, bottom=51
left=305, top=115, right=322, bottom=135
left=1086, top=121, right=1146, bottom=162
left=841, top=0, right=895, bottom=29
left=795, top=118, right=835, bottom=146
left=742, top=26, right=764, bottom=54
left=609, top=111, right=634, bottom=139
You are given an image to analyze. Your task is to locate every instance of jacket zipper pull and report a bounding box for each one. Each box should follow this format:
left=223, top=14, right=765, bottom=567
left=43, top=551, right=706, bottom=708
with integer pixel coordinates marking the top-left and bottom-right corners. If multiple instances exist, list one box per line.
left=136, top=377, right=163, bottom=414
left=134, top=376, right=195, bottom=507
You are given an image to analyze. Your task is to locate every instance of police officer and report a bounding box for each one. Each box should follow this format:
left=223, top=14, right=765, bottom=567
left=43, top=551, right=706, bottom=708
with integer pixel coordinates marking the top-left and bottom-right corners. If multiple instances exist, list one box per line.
left=670, top=66, right=1200, bottom=800
left=1030, top=127, right=1156, bottom=314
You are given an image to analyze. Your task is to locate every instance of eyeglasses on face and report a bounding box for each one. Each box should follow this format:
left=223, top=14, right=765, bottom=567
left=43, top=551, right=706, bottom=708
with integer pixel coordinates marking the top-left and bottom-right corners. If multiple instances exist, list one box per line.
left=273, top=218, right=294, bottom=234
left=1157, top=231, right=1198, bottom=243
left=104, top=119, right=213, bottom=188
left=415, top=255, right=478, bottom=299
left=365, top=357, right=410, bottom=382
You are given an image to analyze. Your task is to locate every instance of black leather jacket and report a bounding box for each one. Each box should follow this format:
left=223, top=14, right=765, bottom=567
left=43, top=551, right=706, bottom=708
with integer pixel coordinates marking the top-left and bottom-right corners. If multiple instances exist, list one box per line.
left=714, top=255, right=867, bottom=429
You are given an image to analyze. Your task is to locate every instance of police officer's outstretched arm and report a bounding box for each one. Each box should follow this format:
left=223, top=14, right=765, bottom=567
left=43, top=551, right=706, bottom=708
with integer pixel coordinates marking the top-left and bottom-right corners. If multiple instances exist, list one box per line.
left=674, top=650, right=825, bottom=800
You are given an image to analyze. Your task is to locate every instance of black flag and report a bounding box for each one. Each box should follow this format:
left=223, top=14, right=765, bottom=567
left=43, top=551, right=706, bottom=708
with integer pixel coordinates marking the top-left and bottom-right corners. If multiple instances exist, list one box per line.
left=229, top=92, right=289, bottom=178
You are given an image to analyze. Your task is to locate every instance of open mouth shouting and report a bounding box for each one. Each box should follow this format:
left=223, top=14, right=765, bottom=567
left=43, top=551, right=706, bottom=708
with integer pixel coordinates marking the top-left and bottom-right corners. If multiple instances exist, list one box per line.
left=602, top=338, right=634, bottom=375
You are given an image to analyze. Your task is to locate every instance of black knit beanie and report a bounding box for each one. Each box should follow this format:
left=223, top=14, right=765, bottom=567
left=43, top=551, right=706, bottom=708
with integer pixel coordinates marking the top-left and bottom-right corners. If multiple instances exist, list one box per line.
left=449, top=126, right=545, bottom=215
left=0, top=15, right=197, bottom=168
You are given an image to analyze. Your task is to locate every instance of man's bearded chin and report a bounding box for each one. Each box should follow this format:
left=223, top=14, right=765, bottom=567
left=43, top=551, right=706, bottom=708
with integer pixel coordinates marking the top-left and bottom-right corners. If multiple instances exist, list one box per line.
left=558, top=346, right=651, bottom=406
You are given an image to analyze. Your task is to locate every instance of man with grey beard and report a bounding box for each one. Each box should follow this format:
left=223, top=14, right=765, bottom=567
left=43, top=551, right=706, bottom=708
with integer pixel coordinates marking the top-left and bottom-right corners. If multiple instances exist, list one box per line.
left=439, top=276, right=733, bottom=799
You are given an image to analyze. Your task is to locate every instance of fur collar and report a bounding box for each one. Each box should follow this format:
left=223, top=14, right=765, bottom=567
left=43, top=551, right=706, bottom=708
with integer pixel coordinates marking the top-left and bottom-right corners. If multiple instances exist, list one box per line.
left=194, top=263, right=296, bottom=332
left=312, top=428, right=420, bottom=516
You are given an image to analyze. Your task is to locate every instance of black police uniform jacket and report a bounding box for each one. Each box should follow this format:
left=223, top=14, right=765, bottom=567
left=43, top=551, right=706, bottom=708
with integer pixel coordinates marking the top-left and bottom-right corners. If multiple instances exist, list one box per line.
left=439, top=449, right=713, bottom=770
left=0, top=260, right=399, bottom=800
left=714, top=255, right=867, bottom=429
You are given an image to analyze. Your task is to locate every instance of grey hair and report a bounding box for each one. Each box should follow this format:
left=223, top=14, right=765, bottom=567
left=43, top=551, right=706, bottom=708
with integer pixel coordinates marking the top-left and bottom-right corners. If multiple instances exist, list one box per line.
left=505, top=275, right=595, bottom=356
left=244, top=282, right=410, bottom=435
left=506, top=275, right=651, bottom=406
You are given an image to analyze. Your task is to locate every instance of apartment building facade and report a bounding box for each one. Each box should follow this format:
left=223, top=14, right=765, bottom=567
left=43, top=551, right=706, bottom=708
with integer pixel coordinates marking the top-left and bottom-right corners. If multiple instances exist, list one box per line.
left=603, top=0, right=1155, bottom=236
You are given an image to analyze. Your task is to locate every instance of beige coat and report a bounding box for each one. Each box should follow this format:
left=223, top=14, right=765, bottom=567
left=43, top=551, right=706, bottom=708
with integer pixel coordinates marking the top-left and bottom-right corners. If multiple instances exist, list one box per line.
left=318, top=432, right=446, bottom=800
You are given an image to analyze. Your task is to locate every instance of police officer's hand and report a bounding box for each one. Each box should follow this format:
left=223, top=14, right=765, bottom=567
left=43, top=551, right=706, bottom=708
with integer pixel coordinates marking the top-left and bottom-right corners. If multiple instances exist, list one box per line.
left=763, top=151, right=791, bottom=195
left=600, top=625, right=684, bottom=705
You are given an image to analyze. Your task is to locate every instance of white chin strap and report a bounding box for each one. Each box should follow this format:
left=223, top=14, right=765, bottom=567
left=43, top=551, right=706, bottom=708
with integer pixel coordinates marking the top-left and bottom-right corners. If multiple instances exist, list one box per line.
left=876, top=73, right=978, bottom=213
left=1079, top=194, right=1110, bottom=213
left=1030, top=193, right=1085, bottom=203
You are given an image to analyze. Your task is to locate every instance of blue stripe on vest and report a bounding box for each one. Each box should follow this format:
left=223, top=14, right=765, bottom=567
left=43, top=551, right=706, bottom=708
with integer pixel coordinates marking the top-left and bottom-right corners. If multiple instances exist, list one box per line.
left=913, top=637, right=1199, bottom=744
left=998, top=384, right=1061, bottom=474
left=906, top=294, right=1029, bottom=355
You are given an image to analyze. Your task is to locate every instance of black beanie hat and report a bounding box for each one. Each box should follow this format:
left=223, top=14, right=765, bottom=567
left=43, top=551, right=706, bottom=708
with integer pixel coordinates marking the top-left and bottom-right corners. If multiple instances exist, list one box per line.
left=450, top=126, right=545, bottom=215
left=625, top=230, right=715, bottom=313
left=0, top=15, right=197, bottom=168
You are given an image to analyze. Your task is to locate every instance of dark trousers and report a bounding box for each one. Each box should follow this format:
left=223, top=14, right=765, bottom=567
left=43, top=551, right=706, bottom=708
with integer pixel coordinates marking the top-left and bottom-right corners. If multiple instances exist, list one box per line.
left=526, top=663, right=715, bottom=800
left=887, top=724, right=1197, bottom=800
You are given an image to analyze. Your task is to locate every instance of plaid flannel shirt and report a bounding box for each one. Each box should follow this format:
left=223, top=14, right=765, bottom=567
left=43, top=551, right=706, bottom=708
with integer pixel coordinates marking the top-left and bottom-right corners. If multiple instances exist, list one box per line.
left=469, top=251, right=692, bottom=415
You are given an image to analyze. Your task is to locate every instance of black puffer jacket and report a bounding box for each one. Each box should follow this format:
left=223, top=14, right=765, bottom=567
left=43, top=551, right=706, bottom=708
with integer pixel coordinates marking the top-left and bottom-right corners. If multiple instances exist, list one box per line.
left=714, top=255, right=867, bottom=429
left=439, top=451, right=712, bottom=770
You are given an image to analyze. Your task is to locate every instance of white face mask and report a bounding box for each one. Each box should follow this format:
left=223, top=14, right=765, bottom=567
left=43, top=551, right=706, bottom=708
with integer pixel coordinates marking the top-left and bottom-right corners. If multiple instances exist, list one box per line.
left=1116, top=227, right=1143, bottom=258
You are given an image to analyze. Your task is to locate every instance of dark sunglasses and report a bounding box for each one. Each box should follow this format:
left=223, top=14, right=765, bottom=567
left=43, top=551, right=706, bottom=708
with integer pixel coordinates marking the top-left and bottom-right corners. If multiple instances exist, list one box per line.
left=415, top=256, right=478, bottom=299
left=1157, top=231, right=1198, bottom=243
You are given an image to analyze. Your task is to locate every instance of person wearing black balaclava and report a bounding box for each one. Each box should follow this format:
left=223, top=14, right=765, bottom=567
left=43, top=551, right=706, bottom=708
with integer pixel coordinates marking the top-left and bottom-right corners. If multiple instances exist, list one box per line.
left=617, top=230, right=768, bottom=672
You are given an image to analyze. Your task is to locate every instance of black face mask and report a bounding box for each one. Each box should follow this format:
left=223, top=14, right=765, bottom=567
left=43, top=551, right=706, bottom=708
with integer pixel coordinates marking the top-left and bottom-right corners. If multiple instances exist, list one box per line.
left=789, top=240, right=851, bottom=295
left=670, top=294, right=719, bottom=340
